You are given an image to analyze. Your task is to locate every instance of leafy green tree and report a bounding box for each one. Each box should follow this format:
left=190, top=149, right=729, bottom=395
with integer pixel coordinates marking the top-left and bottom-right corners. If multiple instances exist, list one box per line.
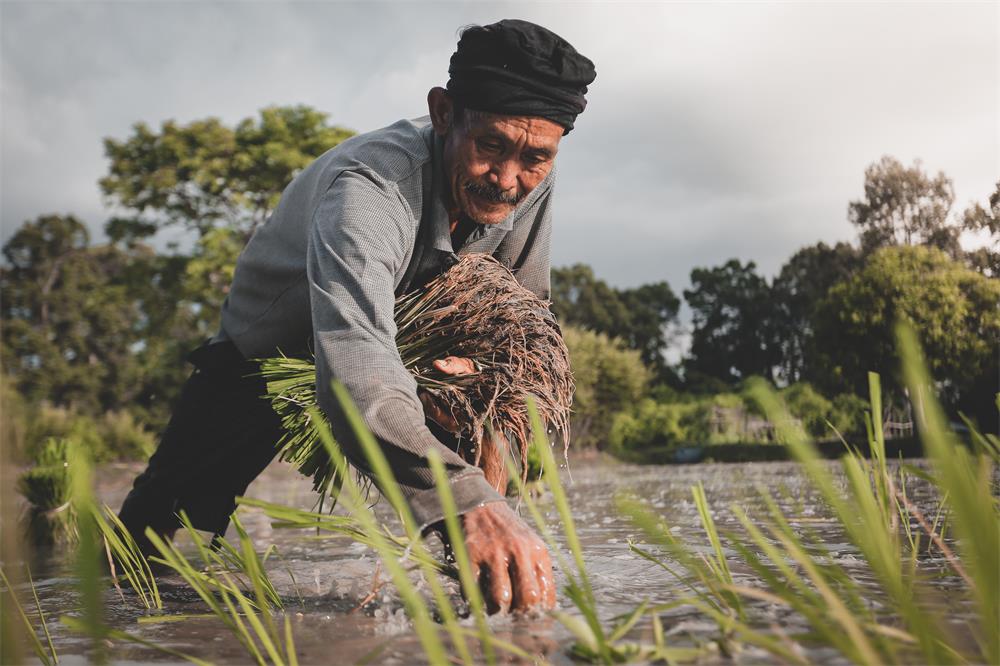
left=1, top=216, right=144, bottom=414
left=849, top=156, right=959, bottom=256
left=100, top=105, right=355, bottom=238
left=683, top=259, right=778, bottom=386
left=563, top=325, right=651, bottom=448
left=551, top=264, right=680, bottom=380
left=771, top=242, right=862, bottom=384
left=812, top=245, right=999, bottom=430
left=961, top=180, right=1000, bottom=278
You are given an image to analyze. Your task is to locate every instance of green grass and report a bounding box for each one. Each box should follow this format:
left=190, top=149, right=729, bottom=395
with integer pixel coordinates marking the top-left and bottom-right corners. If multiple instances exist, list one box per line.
left=615, top=322, right=998, bottom=664
left=9, top=321, right=996, bottom=665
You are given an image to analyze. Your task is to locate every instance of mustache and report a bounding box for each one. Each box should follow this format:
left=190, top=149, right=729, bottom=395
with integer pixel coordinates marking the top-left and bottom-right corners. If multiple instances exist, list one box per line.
left=464, top=180, right=522, bottom=205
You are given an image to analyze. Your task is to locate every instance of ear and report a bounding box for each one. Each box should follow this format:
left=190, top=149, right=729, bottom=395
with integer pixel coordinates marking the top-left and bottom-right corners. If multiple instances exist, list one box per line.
left=427, top=87, right=454, bottom=136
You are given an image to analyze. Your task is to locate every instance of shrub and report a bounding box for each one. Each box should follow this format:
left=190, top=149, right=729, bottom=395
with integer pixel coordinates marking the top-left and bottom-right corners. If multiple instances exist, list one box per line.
left=563, top=326, right=651, bottom=448
left=0, top=379, right=29, bottom=461
left=23, top=403, right=155, bottom=463
left=780, top=383, right=834, bottom=437
left=609, top=399, right=694, bottom=452
left=829, top=392, right=868, bottom=436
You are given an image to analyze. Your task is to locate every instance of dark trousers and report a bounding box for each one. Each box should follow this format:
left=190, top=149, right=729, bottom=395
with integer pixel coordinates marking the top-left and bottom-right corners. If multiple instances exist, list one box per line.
left=117, top=341, right=284, bottom=553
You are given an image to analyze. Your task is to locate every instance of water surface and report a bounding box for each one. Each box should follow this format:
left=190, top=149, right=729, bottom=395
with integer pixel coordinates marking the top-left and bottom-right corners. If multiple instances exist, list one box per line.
left=14, top=457, right=961, bottom=664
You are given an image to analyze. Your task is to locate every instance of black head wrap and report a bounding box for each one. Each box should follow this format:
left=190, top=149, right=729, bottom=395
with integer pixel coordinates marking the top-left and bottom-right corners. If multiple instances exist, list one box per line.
left=446, top=19, right=596, bottom=134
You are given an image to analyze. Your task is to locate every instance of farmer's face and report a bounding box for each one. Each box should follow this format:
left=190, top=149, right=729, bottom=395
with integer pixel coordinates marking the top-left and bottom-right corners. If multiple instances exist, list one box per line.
left=428, top=88, right=563, bottom=225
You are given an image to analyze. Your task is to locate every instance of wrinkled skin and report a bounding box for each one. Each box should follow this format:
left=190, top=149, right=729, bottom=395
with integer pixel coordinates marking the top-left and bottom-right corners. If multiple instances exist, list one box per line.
left=425, top=355, right=556, bottom=614
left=462, top=501, right=557, bottom=614
left=427, top=87, right=563, bottom=226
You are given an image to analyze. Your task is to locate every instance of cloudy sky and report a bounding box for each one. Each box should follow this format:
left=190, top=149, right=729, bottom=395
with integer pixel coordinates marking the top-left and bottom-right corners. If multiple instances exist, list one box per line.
left=2, top=1, right=997, bottom=299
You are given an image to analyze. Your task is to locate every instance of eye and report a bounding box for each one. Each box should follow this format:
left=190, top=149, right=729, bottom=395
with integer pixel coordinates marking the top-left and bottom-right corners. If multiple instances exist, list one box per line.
left=525, top=152, right=550, bottom=166
left=476, top=138, right=502, bottom=153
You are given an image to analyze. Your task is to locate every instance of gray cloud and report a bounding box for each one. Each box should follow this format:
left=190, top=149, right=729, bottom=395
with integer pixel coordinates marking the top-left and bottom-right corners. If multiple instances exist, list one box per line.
left=2, top=0, right=996, bottom=304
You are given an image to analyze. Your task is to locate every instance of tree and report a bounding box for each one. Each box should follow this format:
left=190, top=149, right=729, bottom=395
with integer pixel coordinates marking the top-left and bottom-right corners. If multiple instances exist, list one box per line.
left=1, top=216, right=144, bottom=414
left=100, top=105, right=355, bottom=239
left=551, top=264, right=680, bottom=380
left=849, top=156, right=959, bottom=256
left=961, top=180, right=1000, bottom=278
left=683, top=259, right=778, bottom=386
left=812, top=245, right=999, bottom=430
left=771, top=242, right=862, bottom=384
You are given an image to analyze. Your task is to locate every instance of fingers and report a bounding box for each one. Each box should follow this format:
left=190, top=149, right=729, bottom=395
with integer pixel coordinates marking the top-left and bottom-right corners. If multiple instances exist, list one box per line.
left=509, top=550, right=543, bottom=611
left=512, top=539, right=556, bottom=612
left=479, top=559, right=513, bottom=614
left=462, top=503, right=556, bottom=615
left=433, top=356, right=476, bottom=376
left=538, top=549, right=557, bottom=608
left=418, top=390, right=460, bottom=432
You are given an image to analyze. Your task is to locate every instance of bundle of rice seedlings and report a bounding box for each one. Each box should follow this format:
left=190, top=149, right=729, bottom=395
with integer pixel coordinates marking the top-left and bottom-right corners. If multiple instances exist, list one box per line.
left=17, top=437, right=77, bottom=545
left=261, top=253, right=574, bottom=500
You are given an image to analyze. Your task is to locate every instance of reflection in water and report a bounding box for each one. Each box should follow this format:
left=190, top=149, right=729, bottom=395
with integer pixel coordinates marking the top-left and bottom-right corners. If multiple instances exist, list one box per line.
left=17, top=457, right=955, bottom=664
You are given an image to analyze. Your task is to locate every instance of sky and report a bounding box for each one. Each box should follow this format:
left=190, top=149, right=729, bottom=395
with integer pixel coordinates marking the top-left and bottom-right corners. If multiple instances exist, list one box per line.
left=2, top=1, right=997, bottom=302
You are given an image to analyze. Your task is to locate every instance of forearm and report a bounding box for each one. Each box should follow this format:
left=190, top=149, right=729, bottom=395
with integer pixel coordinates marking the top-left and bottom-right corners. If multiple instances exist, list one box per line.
left=314, top=339, right=504, bottom=526
left=307, top=171, right=503, bottom=527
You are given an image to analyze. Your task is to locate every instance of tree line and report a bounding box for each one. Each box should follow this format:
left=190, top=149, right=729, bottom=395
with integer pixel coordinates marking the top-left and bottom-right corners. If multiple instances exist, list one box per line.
left=2, top=106, right=997, bottom=461
left=545, top=158, right=998, bottom=440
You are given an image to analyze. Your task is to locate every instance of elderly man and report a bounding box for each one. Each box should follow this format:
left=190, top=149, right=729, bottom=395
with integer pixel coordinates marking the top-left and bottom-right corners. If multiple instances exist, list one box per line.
left=118, top=19, right=596, bottom=614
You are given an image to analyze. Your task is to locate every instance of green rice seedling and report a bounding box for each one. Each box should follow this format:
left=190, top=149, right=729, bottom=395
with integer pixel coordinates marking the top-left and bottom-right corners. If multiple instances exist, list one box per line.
left=236, top=497, right=453, bottom=579
left=17, top=437, right=77, bottom=546
left=0, top=565, right=58, bottom=665
left=144, top=512, right=297, bottom=666
left=315, top=386, right=552, bottom=664
left=748, top=378, right=968, bottom=663
left=92, top=505, right=162, bottom=610
left=617, top=498, right=798, bottom=661
left=306, top=402, right=450, bottom=664
left=504, top=400, right=706, bottom=664
left=65, top=443, right=107, bottom=664
left=426, top=449, right=495, bottom=665
left=325, top=384, right=507, bottom=665
left=616, top=326, right=996, bottom=665
left=897, top=323, right=998, bottom=663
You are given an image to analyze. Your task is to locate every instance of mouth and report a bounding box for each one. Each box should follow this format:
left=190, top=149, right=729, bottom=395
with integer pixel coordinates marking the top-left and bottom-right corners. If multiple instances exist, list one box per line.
left=464, top=181, right=521, bottom=207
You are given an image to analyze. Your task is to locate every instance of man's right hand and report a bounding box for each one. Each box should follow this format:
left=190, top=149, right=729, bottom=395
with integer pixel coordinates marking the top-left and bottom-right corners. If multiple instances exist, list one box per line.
left=461, top=501, right=556, bottom=614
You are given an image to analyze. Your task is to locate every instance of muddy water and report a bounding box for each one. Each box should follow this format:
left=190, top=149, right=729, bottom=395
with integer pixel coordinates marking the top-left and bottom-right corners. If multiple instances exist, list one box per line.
left=14, top=458, right=958, bottom=664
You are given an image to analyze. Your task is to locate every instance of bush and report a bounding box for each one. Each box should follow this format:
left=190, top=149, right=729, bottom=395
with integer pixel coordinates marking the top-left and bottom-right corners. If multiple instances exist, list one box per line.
left=780, top=383, right=834, bottom=437
left=22, top=403, right=155, bottom=463
left=829, top=392, right=868, bottom=437
left=680, top=393, right=749, bottom=444
left=609, top=399, right=695, bottom=452
left=1, top=379, right=29, bottom=461
left=563, top=326, right=651, bottom=448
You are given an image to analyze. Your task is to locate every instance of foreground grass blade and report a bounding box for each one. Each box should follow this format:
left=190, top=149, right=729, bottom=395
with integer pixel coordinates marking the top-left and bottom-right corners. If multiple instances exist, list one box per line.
left=427, top=450, right=496, bottom=665
left=61, top=616, right=212, bottom=666
left=93, top=505, right=161, bottom=609
left=307, top=403, right=450, bottom=665
left=66, top=445, right=107, bottom=664
left=0, top=566, right=56, bottom=665
left=329, top=383, right=480, bottom=664
left=897, top=322, right=999, bottom=663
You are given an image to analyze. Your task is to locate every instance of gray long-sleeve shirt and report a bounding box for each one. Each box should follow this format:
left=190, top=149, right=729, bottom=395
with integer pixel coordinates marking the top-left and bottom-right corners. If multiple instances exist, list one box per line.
left=216, top=116, right=554, bottom=526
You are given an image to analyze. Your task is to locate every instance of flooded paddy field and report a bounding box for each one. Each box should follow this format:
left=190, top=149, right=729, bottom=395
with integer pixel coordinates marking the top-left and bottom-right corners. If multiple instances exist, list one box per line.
left=13, top=457, right=969, bottom=664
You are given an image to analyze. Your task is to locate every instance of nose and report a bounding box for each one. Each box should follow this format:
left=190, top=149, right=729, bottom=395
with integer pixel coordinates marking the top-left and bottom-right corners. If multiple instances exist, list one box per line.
left=489, top=159, right=519, bottom=195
